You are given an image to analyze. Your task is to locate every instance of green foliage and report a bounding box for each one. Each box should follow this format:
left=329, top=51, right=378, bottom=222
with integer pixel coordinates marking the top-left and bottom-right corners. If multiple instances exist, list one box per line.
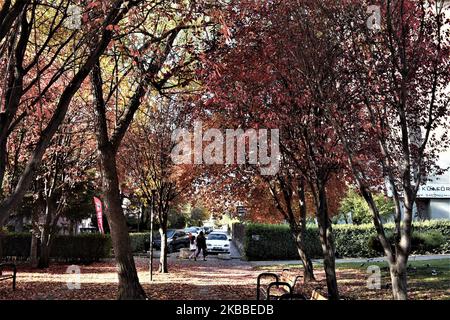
left=333, top=224, right=379, bottom=258
left=168, top=209, right=187, bottom=229
left=63, top=179, right=97, bottom=222
left=51, top=234, right=112, bottom=262
left=0, top=233, right=111, bottom=262
left=233, top=220, right=450, bottom=260
left=187, top=206, right=209, bottom=226
left=0, top=232, right=31, bottom=258
left=368, top=231, right=445, bottom=254
left=238, top=223, right=321, bottom=260
left=337, top=188, right=395, bottom=224
left=129, top=232, right=150, bottom=252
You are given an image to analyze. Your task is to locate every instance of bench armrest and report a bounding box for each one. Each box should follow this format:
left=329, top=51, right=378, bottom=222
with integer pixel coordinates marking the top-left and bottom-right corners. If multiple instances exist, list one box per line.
left=256, top=272, right=279, bottom=300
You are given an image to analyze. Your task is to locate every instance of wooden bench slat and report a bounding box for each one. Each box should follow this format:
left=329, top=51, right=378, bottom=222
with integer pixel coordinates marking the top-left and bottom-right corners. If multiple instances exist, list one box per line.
left=311, top=289, right=328, bottom=300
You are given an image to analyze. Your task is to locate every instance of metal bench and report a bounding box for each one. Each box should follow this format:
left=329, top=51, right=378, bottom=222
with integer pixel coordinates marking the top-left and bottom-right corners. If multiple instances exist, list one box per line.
left=0, top=263, right=17, bottom=290
left=256, top=272, right=279, bottom=300
left=256, top=270, right=298, bottom=300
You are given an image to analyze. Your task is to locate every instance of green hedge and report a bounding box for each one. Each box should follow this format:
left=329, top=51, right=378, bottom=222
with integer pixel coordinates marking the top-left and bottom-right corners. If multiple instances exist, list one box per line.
left=0, top=233, right=112, bottom=262
left=129, top=233, right=150, bottom=252
left=51, top=234, right=112, bottom=262
left=368, top=231, right=445, bottom=254
left=0, top=233, right=31, bottom=258
left=235, top=220, right=450, bottom=260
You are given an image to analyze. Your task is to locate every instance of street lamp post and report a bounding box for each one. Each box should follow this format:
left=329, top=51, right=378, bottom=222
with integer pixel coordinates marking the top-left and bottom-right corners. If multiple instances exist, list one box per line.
left=149, top=189, right=156, bottom=282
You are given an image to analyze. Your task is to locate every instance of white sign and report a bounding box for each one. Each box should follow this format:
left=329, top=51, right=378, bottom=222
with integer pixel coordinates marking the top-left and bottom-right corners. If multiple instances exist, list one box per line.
left=417, top=184, right=450, bottom=198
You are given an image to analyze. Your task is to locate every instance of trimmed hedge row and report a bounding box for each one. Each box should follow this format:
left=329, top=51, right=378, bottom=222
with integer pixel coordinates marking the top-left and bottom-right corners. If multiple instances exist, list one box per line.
left=0, top=233, right=112, bottom=262
left=130, top=233, right=150, bottom=253
left=234, top=220, right=450, bottom=260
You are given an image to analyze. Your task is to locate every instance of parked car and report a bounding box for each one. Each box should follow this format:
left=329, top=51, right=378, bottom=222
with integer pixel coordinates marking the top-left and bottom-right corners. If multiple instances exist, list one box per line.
left=206, top=232, right=230, bottom=254
left=152, top=229, right=190, bottom=252
left=195, top=226, right=204, bottom=234
left=203, top=226, right=213, bottom=234
left=184, top=227, right=199, bottom=236
left=211, top=229, right=231, bottom=240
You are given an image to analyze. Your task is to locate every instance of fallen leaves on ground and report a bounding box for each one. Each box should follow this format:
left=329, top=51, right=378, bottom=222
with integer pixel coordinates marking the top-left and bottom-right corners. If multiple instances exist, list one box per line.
left=0, top=256, right=448, bottom=300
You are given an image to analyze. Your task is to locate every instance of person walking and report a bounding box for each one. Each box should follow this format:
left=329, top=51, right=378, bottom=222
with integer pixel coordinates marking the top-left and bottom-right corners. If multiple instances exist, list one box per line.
left=188, top=232, right=197, bottom=260
left=194, top=231, right=207, bottom=261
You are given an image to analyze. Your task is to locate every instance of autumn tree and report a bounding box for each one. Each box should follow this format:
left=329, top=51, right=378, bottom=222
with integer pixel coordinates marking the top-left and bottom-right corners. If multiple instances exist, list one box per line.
left=118, top=98, right=191, bottom=273
left=0, top=0, right=141, bottom=227
left=198, top=0, right=351, bottom=297
left=326, top=0, right=450, bottom=299
left=29, top=106, right=95, bottom=268
left=90, top=0, right=218, bottom=296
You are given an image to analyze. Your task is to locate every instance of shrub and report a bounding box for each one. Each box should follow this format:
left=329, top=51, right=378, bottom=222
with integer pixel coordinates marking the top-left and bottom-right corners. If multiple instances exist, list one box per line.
left=368, top=231, right=445, bottom=254
left=333, top=224, right=379, bottom=258
left=129, top=233, right=150, bottom=253
left=51, top=234, right=112, bottom=262
left=0, top=232, right=31, bottom=258
left=0, top=233, right=112, bottom=262
left=239, top=223, right=321, bottom=260
left=234, top=220, right=450, bottom=260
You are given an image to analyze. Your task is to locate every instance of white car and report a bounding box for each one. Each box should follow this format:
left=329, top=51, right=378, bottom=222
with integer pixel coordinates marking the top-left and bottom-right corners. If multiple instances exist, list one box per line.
left=206, top=232, right=230, bottom=253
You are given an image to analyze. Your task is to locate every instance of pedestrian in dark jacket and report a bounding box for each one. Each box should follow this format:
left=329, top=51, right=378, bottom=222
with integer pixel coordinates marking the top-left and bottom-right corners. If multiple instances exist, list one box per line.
left=195, top=231, right=207, bottom=261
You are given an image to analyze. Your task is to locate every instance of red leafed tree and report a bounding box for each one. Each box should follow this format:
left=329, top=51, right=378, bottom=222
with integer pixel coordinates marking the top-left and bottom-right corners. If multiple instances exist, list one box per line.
left=12, top=98, right=97, bottom=269
left=89, top=1, right=219, bottom=298
left=0, top=0, right=141, bottom=226
left=326, top=0, right=450, bottom=299
left=118, top=97, right=193, bottom=274
left=197, top=0, right=354, bottom=298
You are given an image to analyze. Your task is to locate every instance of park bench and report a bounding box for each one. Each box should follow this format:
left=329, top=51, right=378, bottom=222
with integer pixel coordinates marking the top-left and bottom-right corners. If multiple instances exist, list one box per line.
left=256, top=269, right=329, bottom=300
left=0, top=263, right=17, bottom=290
left=256, top=269, right=303, bottom=300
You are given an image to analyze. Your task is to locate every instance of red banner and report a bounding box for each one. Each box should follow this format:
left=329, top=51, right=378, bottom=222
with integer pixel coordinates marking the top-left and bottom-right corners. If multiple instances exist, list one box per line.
left=93, top=197, right=104, bottom=234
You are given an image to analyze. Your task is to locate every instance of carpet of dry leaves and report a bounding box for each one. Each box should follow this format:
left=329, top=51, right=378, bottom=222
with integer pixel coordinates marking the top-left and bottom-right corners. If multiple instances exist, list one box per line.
left=0, top=256, right=447, bottom=300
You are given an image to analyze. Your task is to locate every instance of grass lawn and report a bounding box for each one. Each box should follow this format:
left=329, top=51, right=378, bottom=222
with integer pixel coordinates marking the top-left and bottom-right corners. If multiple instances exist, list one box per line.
left=255, top=258, right=450, bottom=300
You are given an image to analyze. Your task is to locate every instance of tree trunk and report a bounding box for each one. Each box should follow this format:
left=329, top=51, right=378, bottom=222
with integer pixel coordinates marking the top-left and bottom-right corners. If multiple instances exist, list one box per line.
left=38, top=229, right=50, bottom=268
left=99, top=148, right=147, bottom=300
left=390, top=260, right=408, bottom=300
left=38, top=241, right=50, bottom=269
left=37, top=197, right=55, bottom=269
left=30, top=207, right=39, bottom=268
left=159, top=227, right=168, bottom=273
left=292, top=233, right=315, bottom=282
left=30, top=234, right=39, bottom=268
left=92, top=57, right=147, bottom=300
left=389, top=199, right=413, bottom=300
left=316, top=184, right=339, bottom=300
left=296, top=179, right=315, bottom=282
left=0, top=139, right=7, bottom=193
left=0, top=230, right=3, bottom=261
